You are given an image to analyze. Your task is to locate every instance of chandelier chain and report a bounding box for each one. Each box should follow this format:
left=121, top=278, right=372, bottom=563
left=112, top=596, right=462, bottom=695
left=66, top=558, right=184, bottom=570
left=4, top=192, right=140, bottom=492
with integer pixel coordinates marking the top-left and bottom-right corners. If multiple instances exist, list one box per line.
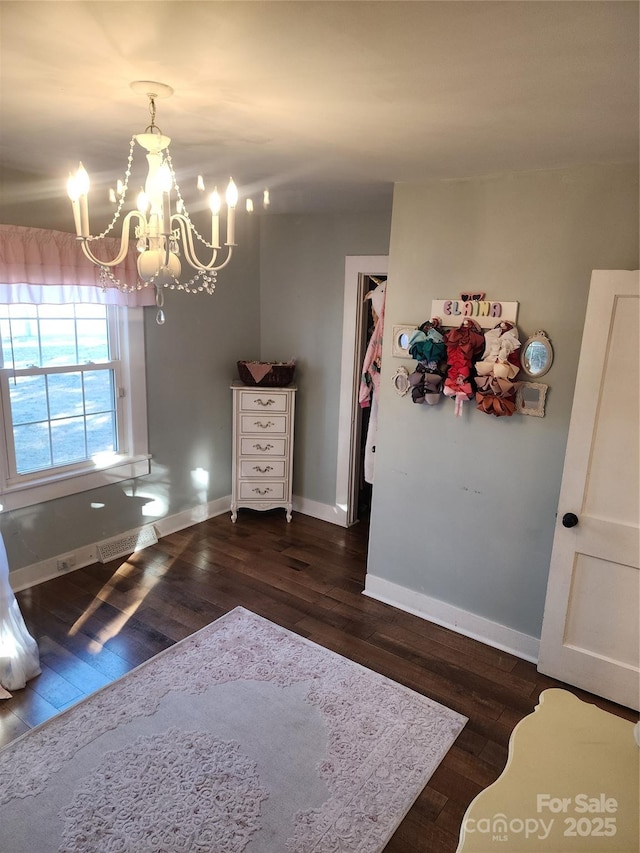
left=144, top=95, right=163, bottom=136
left=86, top=136, right=137, bottom=241
left=98, top=264, right=217, bottom=295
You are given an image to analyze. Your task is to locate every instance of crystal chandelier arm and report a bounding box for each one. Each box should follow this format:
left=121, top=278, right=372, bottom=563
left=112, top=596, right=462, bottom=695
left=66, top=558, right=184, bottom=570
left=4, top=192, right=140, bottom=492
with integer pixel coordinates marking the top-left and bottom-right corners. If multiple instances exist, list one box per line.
left=79, top=211, right=146, bottom=267
left=172, top=213, right=234, bottom=272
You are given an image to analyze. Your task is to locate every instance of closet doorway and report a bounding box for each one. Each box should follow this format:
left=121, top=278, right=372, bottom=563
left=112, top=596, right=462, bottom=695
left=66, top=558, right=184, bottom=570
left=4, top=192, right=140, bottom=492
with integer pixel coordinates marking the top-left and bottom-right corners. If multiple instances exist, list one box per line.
left=335, top=255, right=389, bottom=527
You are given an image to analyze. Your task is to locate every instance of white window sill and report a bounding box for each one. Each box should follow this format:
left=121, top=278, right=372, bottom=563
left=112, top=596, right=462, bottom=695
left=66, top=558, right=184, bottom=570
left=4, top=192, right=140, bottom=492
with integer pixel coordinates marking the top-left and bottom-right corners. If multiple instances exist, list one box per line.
left=0, top=454, right=151, bottom=512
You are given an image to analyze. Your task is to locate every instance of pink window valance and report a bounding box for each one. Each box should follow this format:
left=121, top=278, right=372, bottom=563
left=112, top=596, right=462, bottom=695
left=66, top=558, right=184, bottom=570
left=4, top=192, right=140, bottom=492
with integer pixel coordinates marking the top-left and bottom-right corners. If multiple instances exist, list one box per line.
left=0, top=224, right=155, bottom=306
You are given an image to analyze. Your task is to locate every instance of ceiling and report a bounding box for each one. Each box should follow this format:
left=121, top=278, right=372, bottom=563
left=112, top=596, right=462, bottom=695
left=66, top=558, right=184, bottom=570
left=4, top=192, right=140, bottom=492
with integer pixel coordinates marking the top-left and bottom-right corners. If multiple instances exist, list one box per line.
left=0, top=1, right=638, bottom=220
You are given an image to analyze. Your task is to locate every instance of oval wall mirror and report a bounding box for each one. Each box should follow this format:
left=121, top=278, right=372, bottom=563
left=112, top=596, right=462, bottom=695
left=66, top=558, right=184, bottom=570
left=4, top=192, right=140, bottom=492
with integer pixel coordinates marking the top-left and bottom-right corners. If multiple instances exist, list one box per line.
left=392, top=365, right=411, bottom=396
left=521, top=330, right=553, bottom=377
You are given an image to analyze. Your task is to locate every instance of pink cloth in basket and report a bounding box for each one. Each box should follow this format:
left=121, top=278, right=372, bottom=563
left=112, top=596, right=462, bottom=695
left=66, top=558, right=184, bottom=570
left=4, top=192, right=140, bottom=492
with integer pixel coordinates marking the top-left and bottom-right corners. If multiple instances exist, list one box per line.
left=245, top=362, right=274, bottom=383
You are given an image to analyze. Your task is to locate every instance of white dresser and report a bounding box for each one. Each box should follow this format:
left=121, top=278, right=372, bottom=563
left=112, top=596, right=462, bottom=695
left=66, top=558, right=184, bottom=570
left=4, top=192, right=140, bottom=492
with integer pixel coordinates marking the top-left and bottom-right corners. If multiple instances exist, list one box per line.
left=230, top=382, right=297, bottom=522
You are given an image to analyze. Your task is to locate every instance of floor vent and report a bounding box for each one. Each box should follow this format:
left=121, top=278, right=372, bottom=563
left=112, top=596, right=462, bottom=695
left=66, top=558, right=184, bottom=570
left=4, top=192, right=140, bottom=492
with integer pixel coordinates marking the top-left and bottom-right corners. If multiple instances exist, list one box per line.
left=96, top=526, right=158, bottom=563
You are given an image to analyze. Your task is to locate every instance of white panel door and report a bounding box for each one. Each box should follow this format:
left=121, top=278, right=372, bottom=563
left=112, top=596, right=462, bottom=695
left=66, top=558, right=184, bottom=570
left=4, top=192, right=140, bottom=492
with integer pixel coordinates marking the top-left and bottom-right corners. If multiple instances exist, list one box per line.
left=538, top=270, right=639, bottom=710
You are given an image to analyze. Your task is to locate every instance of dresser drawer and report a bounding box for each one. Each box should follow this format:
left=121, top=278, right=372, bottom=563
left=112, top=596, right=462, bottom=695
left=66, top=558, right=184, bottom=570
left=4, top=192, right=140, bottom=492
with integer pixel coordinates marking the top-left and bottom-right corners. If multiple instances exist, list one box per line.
left=239, top=390, right=289, bottom=413
left=240, top=437, right=286, bottom=457
left=240, top=414, right=288, bottom=434
left=238, top=481, right=285, bottom=500
left=239, top=459, right=286, bottom=478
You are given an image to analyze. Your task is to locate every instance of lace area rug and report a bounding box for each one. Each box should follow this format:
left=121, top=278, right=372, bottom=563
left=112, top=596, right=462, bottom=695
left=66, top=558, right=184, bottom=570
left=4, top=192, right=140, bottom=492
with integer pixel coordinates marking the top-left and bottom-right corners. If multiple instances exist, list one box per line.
left=0, top=606, right=466, bottom=853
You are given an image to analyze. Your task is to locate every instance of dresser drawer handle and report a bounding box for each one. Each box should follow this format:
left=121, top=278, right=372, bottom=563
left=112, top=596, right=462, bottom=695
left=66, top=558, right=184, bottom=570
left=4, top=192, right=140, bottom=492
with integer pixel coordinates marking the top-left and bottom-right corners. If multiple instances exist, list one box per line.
left=254, top=420, right=275, bottom=429
left=253, top=465, right=273, bottom=473
left=253, top=443, right=274, bottom=452
left=252, top=487, right=272, bottom=495
left=254, top=398, right=275, bottom=407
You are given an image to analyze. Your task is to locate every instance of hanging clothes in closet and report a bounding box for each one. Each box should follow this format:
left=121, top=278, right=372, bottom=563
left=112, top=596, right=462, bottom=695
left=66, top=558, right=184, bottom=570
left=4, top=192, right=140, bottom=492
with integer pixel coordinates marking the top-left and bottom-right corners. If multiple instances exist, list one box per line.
left=359, top=278, right=386, bottom=484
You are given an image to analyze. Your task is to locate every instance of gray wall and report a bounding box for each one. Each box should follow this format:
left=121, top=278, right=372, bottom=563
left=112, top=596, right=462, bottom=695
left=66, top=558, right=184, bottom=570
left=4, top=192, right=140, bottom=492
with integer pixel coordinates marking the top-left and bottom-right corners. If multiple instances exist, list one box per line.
left=145, top=213, right=261, bottom=514
left=367, top=163, right=639, bottom=639
left=259, top=212, right=391, bottom=506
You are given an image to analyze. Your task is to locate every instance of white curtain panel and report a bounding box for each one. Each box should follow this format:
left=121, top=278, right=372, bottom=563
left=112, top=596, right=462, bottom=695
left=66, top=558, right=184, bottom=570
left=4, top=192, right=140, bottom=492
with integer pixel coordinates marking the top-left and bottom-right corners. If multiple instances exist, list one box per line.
left=0, top=532, right=40, bottom=691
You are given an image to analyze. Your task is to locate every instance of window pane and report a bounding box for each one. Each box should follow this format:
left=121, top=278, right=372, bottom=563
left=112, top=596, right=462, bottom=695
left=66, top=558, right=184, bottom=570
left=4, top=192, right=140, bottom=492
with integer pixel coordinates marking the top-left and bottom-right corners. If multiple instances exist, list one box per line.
left=86, top=412, right=117, bottom=456
left=2, top=317, right=40, bottom=368
left=14, top=422, right=51, bottom=473
left=39, top=319, right=77, bottom=366
left=9, top=305, right=37, bottom=320
left=0, top=318, right=12, bottom=367
left=75, top=305, right=107, bottom=319
left=51, top=417, right=86, bottom=466
left=0, top=303, right=142, bottom=497
left=48, top=372, right=83, bottom=419
left=84, top=370, right=114, bottom=414
left=38, top=304, right=75, bottom=319
left=9, top=375, right=48, bottom=425
left=77, top=319, right=109, bottom=363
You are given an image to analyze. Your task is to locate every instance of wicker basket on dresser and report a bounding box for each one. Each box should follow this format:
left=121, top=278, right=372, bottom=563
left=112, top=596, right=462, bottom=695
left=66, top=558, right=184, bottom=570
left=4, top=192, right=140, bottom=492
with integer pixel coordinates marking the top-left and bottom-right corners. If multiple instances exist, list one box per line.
left=230, top=382, right=297, bottom=523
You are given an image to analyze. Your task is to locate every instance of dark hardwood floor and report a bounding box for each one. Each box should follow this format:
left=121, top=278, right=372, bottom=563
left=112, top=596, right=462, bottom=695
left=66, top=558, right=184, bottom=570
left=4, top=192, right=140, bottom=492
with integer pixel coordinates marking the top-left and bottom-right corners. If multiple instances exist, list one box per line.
left=2, top=511, right=637, bottom=852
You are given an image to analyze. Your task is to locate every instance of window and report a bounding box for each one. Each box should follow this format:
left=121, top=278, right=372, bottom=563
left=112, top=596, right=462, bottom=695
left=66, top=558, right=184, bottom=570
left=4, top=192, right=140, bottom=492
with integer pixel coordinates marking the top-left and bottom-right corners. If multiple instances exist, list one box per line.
left=0, top=304, right=149, bottom=510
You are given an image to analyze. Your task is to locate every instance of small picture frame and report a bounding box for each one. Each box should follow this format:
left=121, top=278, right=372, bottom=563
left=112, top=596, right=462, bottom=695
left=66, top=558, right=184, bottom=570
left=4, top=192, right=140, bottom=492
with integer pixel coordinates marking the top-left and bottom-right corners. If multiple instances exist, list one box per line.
left=391, top=324, right=416, bottom=358
left=515, top=382, right=548, bottom=417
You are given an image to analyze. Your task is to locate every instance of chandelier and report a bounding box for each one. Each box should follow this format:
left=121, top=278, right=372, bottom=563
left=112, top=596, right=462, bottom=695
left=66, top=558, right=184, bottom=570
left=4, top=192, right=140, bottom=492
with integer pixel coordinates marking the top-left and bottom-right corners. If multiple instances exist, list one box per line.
left=67, top=81, right=257, bottom=324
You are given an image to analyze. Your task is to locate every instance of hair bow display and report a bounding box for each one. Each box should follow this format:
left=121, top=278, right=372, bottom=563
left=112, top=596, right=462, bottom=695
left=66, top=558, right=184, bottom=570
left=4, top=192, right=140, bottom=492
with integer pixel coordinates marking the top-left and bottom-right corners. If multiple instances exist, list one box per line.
left=474, top=323, right=521, bottom=416
left=408, top=320, right=446, bottom=405
left=443, top=319, right=484, bottom=416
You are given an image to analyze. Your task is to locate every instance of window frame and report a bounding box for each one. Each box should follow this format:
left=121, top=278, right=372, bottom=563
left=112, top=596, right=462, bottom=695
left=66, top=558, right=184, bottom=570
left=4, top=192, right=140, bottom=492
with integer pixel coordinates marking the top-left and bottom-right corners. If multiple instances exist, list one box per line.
left=0, top=305, right=150, bottom=511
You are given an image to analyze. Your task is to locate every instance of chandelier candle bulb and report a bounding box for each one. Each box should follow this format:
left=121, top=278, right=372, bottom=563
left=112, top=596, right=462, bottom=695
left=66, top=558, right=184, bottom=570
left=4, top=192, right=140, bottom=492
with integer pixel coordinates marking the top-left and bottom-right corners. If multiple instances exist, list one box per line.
left=136, top=188, right=149, bottom=215
left=161, top=193, right=170, bottom=235
left=226, top=209, right=235, bottom=246
left=73, top=162, right=90, bottom=238
left=67, top=174, right=83, bottom=235
left=210, top=188, right=221, bottom=248
left=225, top=178, right=238, bottom=246
left=158, top=162, right=172, bottom=234
left=78, top=196, right=89, bottom=238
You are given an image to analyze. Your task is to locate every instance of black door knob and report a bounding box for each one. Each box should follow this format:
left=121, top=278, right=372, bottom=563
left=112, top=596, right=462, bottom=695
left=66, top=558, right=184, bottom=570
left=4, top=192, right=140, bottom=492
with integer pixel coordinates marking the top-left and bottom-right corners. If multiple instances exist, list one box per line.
left=562, top=512, right=579, bottom=528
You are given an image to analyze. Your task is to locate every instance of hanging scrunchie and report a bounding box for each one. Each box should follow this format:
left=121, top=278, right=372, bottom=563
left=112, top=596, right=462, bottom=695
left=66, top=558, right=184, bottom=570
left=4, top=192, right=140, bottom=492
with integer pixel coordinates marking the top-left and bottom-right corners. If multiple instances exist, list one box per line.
left=409, top=362, right=444, bottom=405
left=408, top=320, right=446, bottom=405
left=443, top=319, right=484, bottom=416
left=408, top=320, right=446, bottom=364
left=475, top=376, right=517, bottom=416
left=475, top=323, right=521, bottom=416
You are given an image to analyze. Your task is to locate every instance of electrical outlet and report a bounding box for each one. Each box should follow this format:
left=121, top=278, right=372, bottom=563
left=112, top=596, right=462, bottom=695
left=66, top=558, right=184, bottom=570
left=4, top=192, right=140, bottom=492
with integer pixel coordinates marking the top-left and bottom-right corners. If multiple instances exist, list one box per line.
left=57, top=555, right=77, bottom=572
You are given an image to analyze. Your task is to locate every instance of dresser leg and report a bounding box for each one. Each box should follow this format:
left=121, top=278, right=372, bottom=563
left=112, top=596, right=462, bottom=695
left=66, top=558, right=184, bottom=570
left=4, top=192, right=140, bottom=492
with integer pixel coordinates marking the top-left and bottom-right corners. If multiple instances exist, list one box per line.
left=286, top=507, right=292, bottom=523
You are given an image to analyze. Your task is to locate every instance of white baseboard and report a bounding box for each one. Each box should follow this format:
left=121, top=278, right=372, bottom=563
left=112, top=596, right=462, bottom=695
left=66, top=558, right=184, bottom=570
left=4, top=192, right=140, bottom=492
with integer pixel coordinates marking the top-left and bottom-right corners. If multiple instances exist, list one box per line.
left=364, top=574, right=540, bottom=663
left=10, top=542, right=101, bottom=593
left=9, top=495, right=233, bottom=593
left=9, top=495, right=348, bottom=592
left=292, top=495, right=348, bottom=527
left=153, top=495, right=232, bottom=538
